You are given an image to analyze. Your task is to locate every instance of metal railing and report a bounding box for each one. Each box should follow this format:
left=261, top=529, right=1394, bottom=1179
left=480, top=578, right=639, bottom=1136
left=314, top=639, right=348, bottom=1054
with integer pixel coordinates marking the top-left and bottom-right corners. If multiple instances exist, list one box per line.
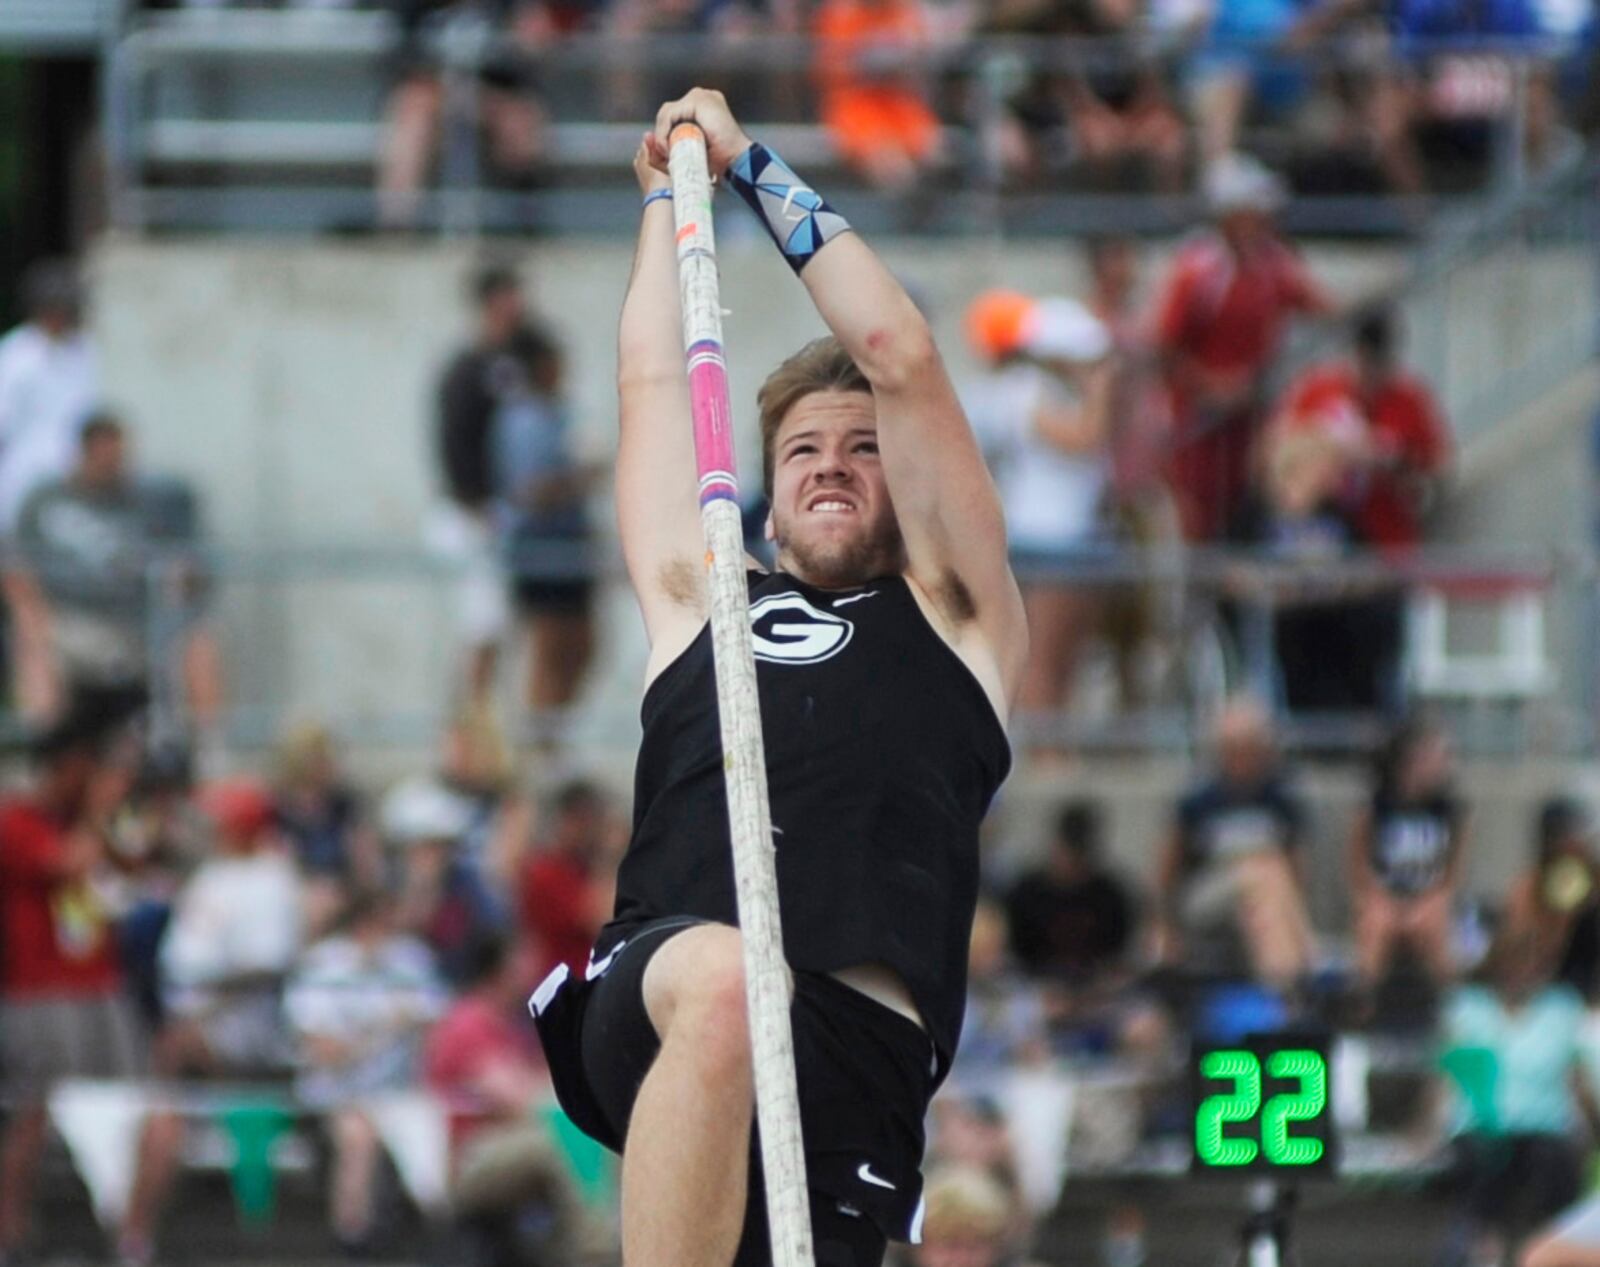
left=101, top=6, right=1595, bottom=235
left=0, top=0, right=121, bottom=53
left=13, top=540, right=1594, bottom=759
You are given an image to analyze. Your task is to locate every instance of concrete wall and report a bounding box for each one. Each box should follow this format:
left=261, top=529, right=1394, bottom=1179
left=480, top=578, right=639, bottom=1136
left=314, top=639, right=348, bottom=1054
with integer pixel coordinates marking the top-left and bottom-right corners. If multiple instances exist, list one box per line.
left=1408, top=245, right=1599, bottom=449
left=90, top=234, right=1407, bottom=548
left=1438, top=367, right=1600, bottom=552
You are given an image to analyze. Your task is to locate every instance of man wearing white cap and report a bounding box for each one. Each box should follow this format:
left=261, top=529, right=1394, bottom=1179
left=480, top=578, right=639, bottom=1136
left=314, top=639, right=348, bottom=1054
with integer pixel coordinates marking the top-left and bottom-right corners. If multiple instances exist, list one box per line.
left=1152, top=153, right=1338, bottom=541
left=962, top=290, right=1113, bottom=744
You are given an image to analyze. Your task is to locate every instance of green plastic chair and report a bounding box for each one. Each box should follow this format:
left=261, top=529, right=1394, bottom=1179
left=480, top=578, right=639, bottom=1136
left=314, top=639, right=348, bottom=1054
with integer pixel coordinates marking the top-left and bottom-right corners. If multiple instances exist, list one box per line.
left=218, top=1100, right=294, bottom=1226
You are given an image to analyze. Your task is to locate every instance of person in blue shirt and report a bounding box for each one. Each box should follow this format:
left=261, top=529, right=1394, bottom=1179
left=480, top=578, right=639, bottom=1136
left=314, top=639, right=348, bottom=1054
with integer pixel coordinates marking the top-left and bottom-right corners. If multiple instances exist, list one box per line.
left=492, top=325, right=600, bottom=725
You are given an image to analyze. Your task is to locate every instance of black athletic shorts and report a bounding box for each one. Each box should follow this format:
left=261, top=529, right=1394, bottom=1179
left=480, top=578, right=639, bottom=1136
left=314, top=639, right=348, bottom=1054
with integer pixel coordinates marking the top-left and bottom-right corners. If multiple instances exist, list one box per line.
left=530, top=916, right=938, bottom=1266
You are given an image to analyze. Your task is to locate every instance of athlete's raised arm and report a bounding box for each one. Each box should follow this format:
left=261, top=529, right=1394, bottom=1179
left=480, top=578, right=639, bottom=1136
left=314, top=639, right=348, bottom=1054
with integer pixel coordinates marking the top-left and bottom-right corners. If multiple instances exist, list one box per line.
left=649, top=90, right=1027, bottom=703
left=616, top=138, right=709, bottom=678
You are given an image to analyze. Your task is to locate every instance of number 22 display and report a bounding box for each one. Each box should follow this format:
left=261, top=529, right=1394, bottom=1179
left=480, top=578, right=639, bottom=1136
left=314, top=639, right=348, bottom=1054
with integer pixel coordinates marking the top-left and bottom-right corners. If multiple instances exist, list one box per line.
left=1192, top=1039, right=1336, bottom=1174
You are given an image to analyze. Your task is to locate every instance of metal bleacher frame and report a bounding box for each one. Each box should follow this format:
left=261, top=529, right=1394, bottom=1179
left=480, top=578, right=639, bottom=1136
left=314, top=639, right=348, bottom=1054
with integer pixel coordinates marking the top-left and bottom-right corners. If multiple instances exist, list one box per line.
left=0, top=0, right=122, bottom=53
left=102, top=8, right=1582, bottom=237
left=107, top=10, right=900, bottom=234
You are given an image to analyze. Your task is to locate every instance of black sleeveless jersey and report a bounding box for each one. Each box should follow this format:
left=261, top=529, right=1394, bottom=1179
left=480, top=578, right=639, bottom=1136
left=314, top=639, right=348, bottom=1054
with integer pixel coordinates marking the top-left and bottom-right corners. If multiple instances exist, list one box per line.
left=599, top=570, right=1012, bottom=1076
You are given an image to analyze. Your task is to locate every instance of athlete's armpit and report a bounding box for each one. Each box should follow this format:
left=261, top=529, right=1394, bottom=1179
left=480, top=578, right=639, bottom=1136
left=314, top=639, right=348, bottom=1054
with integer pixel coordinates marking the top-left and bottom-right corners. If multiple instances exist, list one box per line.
left=657, top=557, right=706, bottom=612
left=932, top=568, right=978, bottom=625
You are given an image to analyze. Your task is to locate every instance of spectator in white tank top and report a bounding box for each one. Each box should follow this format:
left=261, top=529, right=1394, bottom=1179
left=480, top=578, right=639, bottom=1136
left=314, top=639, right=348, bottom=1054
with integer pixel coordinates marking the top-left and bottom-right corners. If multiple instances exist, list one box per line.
left=960, top=291, right=1114, bottom=757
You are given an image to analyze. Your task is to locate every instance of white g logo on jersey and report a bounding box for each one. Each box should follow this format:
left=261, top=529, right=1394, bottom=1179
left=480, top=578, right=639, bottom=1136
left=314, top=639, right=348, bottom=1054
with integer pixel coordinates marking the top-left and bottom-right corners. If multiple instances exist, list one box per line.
left=749, top=592, right=854, bottom=665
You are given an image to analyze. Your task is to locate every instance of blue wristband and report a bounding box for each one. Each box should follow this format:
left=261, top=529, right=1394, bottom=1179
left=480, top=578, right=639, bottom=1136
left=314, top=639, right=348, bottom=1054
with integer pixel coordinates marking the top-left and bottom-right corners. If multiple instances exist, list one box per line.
left=724, top=142, right=851, bottom=274
left=642, top=188, right=673, bottom=210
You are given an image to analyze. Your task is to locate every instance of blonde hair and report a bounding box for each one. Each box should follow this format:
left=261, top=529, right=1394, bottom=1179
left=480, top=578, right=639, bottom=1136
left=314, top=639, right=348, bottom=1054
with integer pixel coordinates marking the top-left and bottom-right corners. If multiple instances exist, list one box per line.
left=919, top=1164, right=1014, bottom=1244
left=756, top=336, right=870, bottom=498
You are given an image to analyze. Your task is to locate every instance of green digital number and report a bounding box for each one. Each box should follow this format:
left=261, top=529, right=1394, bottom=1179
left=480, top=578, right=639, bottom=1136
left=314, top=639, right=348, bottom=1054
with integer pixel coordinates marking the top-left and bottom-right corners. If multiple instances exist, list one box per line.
left=1261, top=1049, right=1327, bottom=1166
left=1196, top=1050, right=1262, bottom=1166
left=1196, top=1047, right=1330, bottom=1169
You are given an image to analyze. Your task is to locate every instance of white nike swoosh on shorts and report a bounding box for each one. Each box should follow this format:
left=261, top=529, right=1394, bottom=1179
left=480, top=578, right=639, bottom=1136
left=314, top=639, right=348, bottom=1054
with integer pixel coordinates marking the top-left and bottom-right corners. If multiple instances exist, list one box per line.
left=857, top=1162, right=896, bottom=1191
left=585, top=941, right=626, bottom=981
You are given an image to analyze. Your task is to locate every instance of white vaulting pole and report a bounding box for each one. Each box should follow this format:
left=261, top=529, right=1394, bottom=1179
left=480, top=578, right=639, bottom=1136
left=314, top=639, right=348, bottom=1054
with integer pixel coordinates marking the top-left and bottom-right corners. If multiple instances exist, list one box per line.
left=666, top=123, right=815, bottom=1267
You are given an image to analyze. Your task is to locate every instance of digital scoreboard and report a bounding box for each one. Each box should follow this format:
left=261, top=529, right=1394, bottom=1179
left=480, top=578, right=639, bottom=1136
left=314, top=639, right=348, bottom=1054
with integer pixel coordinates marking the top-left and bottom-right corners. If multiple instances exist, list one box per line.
left=1191, top=1033, right=1338, bottom=1176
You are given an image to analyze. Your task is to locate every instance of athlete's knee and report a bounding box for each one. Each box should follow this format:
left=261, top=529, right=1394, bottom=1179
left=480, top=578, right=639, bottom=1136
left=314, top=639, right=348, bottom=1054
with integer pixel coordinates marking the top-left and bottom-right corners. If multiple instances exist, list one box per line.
left=673, top=934, right=750, bottom=1051
left=645, top=926, right=751, bottom=1080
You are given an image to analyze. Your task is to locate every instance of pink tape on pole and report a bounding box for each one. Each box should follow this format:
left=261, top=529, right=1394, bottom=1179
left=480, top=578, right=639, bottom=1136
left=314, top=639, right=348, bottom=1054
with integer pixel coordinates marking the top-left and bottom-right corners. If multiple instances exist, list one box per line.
left=686, top=338, right=739, bottom=505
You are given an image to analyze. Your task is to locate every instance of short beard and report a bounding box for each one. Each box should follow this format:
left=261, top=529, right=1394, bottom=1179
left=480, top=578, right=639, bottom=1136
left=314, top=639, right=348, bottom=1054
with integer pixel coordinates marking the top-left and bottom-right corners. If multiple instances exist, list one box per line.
left=775, top=515, right=907, bottom=589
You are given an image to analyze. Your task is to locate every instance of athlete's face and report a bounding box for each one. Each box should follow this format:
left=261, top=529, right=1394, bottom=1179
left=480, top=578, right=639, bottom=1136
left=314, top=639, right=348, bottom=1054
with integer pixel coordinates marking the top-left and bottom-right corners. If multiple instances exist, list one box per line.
left=766, top=391, right=905, bottom=589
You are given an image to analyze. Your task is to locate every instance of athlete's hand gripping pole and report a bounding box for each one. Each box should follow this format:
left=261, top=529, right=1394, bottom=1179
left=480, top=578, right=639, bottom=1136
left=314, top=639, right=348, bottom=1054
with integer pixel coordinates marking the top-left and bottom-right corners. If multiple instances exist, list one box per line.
left=667, top=122, right=816, bottom=1267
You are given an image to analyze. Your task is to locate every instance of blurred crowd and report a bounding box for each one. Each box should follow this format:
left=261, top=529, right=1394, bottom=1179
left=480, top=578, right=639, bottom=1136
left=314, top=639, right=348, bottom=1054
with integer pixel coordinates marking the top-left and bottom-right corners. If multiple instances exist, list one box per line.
left=0, top=223, right=1462, bottom=1267
left=0, top=691, right=628, bottom=1265
left=0, top=253, right=618, bottom=1267
left=961, top=162, right=1452, bottom=740
left=922, top=696, right=1600, bottom=1267
left=9, top=678, right=1600, bottom=1265
left=140, top=0, right=1600, bottom=224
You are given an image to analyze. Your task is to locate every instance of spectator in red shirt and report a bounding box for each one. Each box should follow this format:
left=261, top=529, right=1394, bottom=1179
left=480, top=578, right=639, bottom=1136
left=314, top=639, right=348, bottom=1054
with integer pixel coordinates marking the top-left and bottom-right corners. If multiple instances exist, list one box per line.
left=0, top=707, right=142, bottom=1259
left=426, top=935, right=546, bottom=1150
left=1153, top=154, right=1338, bottom=541
left=425, top=934, right=595, bottom=1263
left=1274, top=306, right=1451, bottom=549
left=517, top=779, right=617, bottom=982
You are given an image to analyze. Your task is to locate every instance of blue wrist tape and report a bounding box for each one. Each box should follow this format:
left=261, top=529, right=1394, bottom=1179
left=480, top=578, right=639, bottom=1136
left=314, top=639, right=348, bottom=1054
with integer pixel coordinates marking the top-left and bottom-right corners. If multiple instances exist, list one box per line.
left=724, top=142, right=852, bottom=274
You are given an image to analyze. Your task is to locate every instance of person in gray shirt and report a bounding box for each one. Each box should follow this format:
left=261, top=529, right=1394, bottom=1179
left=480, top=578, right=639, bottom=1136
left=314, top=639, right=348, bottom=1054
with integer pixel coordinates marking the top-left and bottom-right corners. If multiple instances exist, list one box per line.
left=8, top=410, right=222, bottom=744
